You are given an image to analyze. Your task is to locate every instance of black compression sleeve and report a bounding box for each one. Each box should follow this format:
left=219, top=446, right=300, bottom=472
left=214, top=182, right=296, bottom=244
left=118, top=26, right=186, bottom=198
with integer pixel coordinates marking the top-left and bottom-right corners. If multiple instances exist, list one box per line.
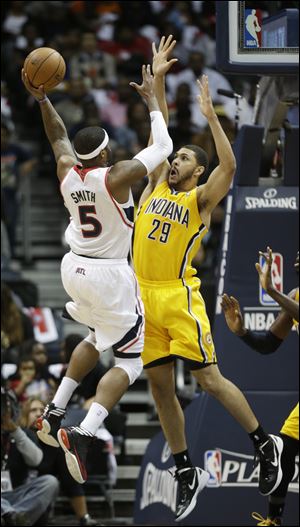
left=239, top=330, right=283, bottom=354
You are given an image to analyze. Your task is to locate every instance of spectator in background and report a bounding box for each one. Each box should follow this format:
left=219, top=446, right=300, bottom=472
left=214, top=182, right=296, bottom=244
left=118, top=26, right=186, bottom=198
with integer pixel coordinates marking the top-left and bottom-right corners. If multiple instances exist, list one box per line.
left=1, top=122, right=36, bottom=255
left=1, top=387, right=59, bottom=526
left=1, top=282, right=34, bottom=363
left=166, top=51, right=236, bottom=130
left=2, top=1, right=28, bottom=38
left=70, top=32, right=116, bottom=89
left=53, top=79, right=94, bottom=134
left=20, top=397, right=97, bottom=526
left=100, top=22, right=152, bottom=78
left=14, top=21, right=44, bottom=55
left=20, top=339, right=57, bottom=397
left=8, top=354, right=54, bottom=403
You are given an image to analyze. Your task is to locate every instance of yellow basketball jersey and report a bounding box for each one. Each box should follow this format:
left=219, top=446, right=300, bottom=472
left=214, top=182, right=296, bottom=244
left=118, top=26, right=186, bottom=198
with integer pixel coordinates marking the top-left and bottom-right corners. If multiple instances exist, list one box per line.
left=133, top=181, right=207, bottom=281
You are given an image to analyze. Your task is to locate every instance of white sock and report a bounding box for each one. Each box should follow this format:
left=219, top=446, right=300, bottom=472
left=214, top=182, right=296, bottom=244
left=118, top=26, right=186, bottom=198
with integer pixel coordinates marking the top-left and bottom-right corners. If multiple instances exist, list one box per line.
left=52, top=377, right=79, bottom=409
left=80, top=402, right=108, bottom=435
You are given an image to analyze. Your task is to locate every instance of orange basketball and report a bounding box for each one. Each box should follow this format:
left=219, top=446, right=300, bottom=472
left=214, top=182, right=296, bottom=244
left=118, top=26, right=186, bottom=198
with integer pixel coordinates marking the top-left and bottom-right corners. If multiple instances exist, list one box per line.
left=24, top=47, right=66, bottom=91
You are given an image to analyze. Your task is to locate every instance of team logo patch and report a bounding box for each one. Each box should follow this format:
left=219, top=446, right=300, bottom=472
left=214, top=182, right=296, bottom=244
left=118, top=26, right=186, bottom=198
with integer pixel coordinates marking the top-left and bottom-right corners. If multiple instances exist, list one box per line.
left=205, top=332, right=213, bottom=345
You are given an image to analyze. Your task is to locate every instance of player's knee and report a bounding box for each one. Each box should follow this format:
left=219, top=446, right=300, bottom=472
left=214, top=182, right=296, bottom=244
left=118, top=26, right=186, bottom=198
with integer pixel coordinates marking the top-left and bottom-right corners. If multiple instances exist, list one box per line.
left=198, top=375, right=223, bottom=396
left=113, top=356, right=143, bottom=385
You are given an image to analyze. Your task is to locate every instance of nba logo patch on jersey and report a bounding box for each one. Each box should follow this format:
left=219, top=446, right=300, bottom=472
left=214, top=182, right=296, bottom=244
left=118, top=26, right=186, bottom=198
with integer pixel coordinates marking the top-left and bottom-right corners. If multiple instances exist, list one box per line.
left=259, top=253, right=283, bottom=306
left=204, top=450, right=222, bottom=487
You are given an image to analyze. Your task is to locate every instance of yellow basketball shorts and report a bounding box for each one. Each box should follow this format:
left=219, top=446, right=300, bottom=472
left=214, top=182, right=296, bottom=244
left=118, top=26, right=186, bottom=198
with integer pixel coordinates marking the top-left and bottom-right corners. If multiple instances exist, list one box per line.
left=137, top=276, right=216, bottom=369
left=280, top=402, right=299, bottom=440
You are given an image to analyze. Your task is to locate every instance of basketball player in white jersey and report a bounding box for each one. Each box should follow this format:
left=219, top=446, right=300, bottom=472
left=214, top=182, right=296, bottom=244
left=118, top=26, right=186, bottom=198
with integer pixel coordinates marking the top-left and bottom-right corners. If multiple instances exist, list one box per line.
left=21, top=65, right=173, bottom=484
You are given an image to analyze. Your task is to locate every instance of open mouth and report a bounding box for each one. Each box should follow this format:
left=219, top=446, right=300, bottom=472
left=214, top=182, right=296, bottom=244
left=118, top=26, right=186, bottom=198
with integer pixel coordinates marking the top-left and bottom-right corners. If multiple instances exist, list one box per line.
left=170, top=167, right=178, bottom=177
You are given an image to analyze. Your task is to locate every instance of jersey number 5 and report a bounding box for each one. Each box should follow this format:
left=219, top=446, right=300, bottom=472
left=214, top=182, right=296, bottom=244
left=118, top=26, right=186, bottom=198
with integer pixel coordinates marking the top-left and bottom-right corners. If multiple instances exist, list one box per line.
left=79, top=205, right=102, bottom=238
left=147, top=219, right=171, bottom=244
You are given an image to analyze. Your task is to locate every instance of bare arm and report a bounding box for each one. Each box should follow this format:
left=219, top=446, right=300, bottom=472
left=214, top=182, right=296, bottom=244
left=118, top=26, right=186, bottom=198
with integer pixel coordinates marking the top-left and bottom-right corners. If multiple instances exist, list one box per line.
left=107, top=65, right=173, bottom=203
left=139, top=36, right=177, bottom=207
left=21, top=69, right=77, bottom=182
left=256, top=247, right=299, bottom=322
left=197, top=76, right=236, bottom=221
left=221, top=293, right=294, bottom=341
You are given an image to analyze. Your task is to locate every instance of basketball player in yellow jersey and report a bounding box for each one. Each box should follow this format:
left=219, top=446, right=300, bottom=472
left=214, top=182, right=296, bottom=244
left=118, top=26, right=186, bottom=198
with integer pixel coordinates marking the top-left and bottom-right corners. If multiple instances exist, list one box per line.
left=133, top=35, right=284, bottom=522
left=222, top=249, right=299, bottom=526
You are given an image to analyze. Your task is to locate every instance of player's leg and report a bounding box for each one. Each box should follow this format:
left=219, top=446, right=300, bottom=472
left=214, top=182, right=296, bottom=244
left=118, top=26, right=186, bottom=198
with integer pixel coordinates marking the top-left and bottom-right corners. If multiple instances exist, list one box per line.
left=57, top=352, right=143, bottom=484
left=57, top=262, right=145, bottom=483
left=192, top=364, right=259, bottom=432
left=147, top=361, right=209, bottom=522
left=37, top=331, right=99, bottom=448
left=147, top=361, right=187, bottom=453
left=252, top=405, right=299, bottom=526
left=192, top=364, right=284, bottom=495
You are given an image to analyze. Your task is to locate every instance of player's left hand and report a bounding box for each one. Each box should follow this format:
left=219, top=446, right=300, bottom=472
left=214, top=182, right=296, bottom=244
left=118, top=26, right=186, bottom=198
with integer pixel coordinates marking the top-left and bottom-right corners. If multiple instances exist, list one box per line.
left=197, top=75, right=215, bottom=120
left=152, top=35, right=178, bottom=77
left=21, top=68, right=46, bottom=101
left=255, top=246, right=274, bottom=293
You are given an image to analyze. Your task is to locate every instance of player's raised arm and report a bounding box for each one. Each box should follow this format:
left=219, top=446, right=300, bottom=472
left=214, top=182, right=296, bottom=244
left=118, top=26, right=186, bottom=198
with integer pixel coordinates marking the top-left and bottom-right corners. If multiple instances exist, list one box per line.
left=138, top=36, right=177, bottom=207
left=107, top=65, right=173, bottom=203
left=21, top=69, right=76, bottom=182
left=197, top=75, right=236, bottom=215
left=256, top=247, right=299, bottom=322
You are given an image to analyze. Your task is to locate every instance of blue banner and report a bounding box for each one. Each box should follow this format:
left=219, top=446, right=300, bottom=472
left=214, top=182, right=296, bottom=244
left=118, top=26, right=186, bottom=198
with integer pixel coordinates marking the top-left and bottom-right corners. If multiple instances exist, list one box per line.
left=134, top=393, right=299, bottom=526
left=214, top=186, right=299, bottom=391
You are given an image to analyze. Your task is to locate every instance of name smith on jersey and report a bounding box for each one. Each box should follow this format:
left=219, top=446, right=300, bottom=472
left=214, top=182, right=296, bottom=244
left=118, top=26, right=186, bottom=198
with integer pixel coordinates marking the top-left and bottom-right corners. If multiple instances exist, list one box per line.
left=144, top=197, right=189, bottom=227
left=71, top=190, right=96, bottom=204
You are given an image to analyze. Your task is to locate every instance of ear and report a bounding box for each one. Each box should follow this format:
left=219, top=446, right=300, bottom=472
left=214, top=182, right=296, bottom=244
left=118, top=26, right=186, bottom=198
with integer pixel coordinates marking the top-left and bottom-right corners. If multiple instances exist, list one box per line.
left=194, top=166, right=204, bottom=178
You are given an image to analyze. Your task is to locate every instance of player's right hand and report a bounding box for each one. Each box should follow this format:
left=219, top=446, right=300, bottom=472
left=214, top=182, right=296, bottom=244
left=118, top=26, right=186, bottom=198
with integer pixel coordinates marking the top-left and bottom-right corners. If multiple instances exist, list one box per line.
left=21, top=68, right=46, bottom=101
left=152, top=35, right=178, bottom=77
left=129, top=64, right=155, bottom=100
left=221, top=294, right=246, bottom=336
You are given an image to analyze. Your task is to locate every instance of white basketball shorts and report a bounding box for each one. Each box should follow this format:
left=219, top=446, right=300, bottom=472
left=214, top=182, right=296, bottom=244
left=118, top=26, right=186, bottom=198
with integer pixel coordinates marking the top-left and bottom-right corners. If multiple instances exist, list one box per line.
left=61, top=251, right=144, bottom=355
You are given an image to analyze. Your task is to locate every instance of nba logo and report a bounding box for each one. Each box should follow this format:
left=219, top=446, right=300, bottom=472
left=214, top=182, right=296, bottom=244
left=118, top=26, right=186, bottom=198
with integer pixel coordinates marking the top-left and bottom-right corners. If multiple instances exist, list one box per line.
left=259, top=253, right=283, bottom=306
left=204, top=450, right=222, bottom=487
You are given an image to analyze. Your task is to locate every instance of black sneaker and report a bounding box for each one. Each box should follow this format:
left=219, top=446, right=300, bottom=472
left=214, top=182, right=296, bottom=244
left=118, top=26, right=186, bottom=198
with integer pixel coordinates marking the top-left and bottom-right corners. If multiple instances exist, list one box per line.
left=79, top=514, right=97, bottom=526
left=255, top=434, right=283, bottom=495
left=57, top=426, right=94, bottom=483
left=36, top=403, right=65, bottom=448
left=174, top=467, right=209, bottom=522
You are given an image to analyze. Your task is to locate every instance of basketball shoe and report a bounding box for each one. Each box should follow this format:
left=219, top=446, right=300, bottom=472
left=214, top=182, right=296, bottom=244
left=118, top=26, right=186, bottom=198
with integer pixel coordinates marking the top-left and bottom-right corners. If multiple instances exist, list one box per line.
left=57, top=426, right=94, bottom=483
left=36, top=403, right=66, bottom=447
left=255, top=434, right=283, bottom=495
left=174, top=466, right=209, bottom=522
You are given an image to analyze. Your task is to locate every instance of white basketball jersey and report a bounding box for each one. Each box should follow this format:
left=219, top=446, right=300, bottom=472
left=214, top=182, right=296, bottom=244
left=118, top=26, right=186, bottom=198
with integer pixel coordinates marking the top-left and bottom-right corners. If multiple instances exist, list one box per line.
left=60, top=165, right=134, bottom=258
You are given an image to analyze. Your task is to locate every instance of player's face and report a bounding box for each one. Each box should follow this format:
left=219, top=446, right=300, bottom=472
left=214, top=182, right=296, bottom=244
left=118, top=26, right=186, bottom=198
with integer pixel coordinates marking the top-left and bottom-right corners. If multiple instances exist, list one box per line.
left=169, top=148, right=199, bottom=187
left=295, top=252, right=299, bottom=273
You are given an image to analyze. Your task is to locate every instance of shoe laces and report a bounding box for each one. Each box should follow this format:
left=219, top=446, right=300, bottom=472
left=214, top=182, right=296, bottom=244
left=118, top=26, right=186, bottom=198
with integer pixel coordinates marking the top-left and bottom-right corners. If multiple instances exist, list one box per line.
left=252, top=512, right=280, bottom=526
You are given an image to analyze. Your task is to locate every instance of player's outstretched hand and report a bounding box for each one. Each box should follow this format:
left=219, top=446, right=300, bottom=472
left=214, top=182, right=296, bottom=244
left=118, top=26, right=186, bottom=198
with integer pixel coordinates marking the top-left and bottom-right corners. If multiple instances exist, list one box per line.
left=130, top=65, right=155, bottom=101
left=152, top=35, right=178, bottom=77
left=197, top=75, right=214, bottom=120
left=21, top=68, right=46, bottom=101
left=221, top=294, right=246, bottom=336
left=255, top=246, right=274, bottom=293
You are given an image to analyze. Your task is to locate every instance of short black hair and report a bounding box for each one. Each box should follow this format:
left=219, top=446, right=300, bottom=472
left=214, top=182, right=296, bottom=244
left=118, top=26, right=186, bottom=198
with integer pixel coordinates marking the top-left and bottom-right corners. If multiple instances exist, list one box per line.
left=184, top=144, right=209, bottom=176
left=73, top=127, right=106, bottom=157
